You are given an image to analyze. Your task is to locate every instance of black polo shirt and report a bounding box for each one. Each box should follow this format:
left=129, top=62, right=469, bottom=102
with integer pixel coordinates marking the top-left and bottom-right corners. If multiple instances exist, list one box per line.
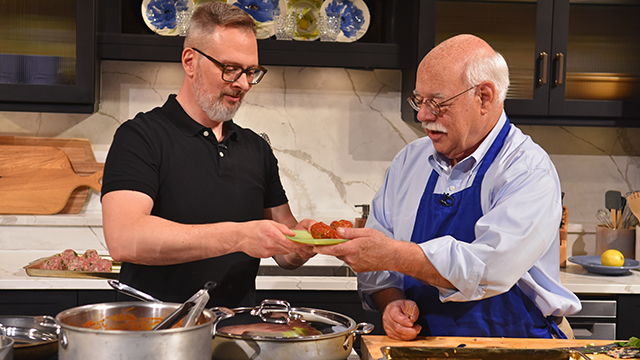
left=102, top=95, right=288, bottom=307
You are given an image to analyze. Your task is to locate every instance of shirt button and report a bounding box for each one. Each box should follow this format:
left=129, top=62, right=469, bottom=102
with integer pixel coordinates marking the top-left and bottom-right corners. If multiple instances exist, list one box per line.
left=449, top=185, right=455, bottom=191
left=219, top=152, right=224, bottom=157
left=203, top=131, right=209, bottom=137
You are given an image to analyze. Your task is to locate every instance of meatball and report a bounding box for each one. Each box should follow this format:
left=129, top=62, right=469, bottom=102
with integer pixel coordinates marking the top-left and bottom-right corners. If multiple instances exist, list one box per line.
left=310, top=222, right=340, bottom=239
left=67, top=256, right=91, bottom=271
left=330, top=220, right=353, bottom=230
left=83, top=249, right=101, bottom=264
left=60, top=249, right=77, bottom=268
left=42, top=255, right=63, bottom=270
left=88, top=258, right=113, bottom=272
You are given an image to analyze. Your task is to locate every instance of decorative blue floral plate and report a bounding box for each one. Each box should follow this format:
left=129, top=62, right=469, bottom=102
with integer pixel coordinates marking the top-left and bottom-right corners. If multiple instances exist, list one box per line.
left=568, top=255, right=640, bottom=275
left=320, top=0, right=370, bottom=43
left=142, top=0, right=196, bottom=36
left=229, top=0, right=287, bottom=39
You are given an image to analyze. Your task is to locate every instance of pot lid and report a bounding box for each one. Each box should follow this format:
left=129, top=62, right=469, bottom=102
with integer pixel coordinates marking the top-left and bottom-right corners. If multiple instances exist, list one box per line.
left=0, top=316, right=58, bottom=347
left=216, top=299, right=355, bottom=340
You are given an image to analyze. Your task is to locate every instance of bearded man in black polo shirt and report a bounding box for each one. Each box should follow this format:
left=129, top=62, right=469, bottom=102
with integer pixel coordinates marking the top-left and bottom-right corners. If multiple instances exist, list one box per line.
left=101, top=2, right=315, bottom=307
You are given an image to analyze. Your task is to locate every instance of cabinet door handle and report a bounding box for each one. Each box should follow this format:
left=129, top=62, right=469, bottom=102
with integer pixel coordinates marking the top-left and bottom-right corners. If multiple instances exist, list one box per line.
left=538, top=52, right=548, bottom=85
left=555, top=52, right=565, bottom=86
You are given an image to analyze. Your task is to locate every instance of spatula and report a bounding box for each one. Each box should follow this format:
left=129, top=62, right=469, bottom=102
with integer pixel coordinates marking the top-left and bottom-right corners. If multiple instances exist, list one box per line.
left=605, top=190, right=622, bottom=228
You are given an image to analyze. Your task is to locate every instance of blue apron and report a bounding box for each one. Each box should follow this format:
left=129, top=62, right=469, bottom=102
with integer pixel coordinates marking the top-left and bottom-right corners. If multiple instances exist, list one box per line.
left=404, top=119, right=565, bottom=338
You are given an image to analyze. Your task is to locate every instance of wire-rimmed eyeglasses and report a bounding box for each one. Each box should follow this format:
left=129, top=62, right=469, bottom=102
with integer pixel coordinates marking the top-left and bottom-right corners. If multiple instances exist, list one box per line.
left=192, top=47, right=268, bottom=85
left=407, top=85, right=478, bottom=116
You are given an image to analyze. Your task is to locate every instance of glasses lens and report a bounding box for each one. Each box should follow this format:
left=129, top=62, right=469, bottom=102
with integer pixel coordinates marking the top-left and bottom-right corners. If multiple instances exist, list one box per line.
left=222, top=66, right=242, bottom=82
left=248, top=69, right=265, bottom=85
left=407, top=96, right=421, bottom=112
left=426, top=100, right=440, bottom=116
left=221, top=67, right=265, bottom=85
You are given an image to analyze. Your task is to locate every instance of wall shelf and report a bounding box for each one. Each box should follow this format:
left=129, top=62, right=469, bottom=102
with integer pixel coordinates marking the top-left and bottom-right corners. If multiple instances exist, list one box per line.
left=98, top=33, right=400, bottom=69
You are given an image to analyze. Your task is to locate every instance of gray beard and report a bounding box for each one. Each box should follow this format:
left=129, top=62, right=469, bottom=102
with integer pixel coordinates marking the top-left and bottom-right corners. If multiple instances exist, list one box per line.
left=193, top=70, right=242, bottom=122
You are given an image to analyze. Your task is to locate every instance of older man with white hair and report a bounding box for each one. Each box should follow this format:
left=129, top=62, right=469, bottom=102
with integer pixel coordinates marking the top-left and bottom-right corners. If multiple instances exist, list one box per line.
left=316, top=34, right=581, bottom=340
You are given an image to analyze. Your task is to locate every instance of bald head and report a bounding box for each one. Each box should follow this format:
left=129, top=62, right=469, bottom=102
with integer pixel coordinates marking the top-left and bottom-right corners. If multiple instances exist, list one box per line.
left=418, top=34, right=510, bottom=103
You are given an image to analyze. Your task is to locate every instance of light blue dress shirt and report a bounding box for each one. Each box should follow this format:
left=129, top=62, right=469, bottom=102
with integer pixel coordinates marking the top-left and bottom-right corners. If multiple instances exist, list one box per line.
left=358, top=111, right=582, bottom=318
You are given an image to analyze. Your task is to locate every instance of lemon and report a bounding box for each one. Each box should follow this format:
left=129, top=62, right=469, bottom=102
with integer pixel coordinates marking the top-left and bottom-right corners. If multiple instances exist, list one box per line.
left=601, top=249, right=625, bottom=267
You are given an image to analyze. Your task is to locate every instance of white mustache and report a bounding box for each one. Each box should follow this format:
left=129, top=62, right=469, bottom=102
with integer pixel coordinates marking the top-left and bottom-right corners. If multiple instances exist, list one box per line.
left=422, top=122, right=448, bottom=133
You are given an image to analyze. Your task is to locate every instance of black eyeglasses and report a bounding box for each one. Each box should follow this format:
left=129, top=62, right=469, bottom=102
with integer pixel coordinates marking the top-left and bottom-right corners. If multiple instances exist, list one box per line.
left=407, top=85, right=478, bottom=116
left=192, top=48, right=268, bottom=85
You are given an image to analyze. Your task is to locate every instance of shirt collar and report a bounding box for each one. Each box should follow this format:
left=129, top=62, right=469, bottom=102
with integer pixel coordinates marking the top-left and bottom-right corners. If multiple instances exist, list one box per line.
left=163, top=94, right=238, bottom=142
left=429, top=110, right=508, bottom=174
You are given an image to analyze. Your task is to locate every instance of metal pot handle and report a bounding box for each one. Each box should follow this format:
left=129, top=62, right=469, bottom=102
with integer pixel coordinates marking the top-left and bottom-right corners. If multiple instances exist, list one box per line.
left=37, top=315, right=68, bottom=349
left=208, top=307, right=235, bottom=338
left=250, top=299, right=300, bottom=324
left=36, top=315, right=61, bottom=332
left=342, top=322, right=375, bottom=350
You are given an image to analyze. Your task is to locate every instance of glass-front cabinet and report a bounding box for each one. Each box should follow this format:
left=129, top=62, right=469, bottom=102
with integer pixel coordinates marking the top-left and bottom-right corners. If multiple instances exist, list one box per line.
left=0, top=0, right=97, bottom=113
left=409, top=0, right=640, bottom=125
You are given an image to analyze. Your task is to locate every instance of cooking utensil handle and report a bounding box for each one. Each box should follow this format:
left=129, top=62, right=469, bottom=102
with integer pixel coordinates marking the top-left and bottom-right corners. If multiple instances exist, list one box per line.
left=152, top=302, right=195, bottom=330
left=555, top=52, right=565, bottom=86
left=107, top=280, right=163, bottom=303
left=538, top=52, right=548, bottom=85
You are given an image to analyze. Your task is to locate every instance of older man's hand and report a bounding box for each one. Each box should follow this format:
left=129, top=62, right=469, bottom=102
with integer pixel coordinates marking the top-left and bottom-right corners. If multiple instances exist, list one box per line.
left=313, top=227, right=399, bottom=273
left=382, top=299, right=422, bottom=340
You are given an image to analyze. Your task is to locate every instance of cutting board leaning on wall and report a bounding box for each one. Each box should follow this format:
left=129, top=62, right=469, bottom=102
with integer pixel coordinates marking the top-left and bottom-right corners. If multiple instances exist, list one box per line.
left=0, top=136, right=104, bottom=213
left=0, top=145, right=103, bottom=215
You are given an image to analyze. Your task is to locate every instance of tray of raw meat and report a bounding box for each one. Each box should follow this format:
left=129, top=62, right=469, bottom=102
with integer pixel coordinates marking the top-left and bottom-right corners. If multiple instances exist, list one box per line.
left=23, top=249, right=120, bottom=279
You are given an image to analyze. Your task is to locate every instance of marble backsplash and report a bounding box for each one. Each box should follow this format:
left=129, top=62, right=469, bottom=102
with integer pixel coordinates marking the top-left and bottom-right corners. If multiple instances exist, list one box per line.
left=1, top=60, right=639, bottom=229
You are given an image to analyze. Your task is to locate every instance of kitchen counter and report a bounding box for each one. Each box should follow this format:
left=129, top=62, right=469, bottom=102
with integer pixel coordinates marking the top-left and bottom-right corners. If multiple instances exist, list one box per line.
left=0, top=250, right=357, bottom=291
left=560, top=263, right=640, bottom=294
left=2, top=249, right=640, bottom=293
left=1, top=213, right=639, bottom=293
left=360, top=335, right=622, bottom=360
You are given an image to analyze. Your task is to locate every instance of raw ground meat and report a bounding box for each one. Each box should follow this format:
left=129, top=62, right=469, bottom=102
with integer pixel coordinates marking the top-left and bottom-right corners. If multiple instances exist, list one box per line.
left=83, top=249, right=100, bottom=263
left=40, top=249, right=113, bottom=272
left=60, top=249, right=77, bottom=264
left=41, top=255, right=63, bottom=270
left=88, top=258, right=113, bottom=272
left=66, top=256, right=91, bottom=271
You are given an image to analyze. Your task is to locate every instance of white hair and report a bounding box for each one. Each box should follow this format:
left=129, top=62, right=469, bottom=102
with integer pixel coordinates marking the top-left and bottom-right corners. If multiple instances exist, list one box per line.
left=463, top=51, right=510, bottom=103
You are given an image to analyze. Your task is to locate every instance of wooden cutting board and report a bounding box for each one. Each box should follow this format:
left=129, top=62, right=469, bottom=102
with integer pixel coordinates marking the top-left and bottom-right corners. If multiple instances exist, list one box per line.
left=0, top=136, right=104, bottom=213
left=0, top=145, right=103, bottom=215
left=361, top=335, right=618, bottom=360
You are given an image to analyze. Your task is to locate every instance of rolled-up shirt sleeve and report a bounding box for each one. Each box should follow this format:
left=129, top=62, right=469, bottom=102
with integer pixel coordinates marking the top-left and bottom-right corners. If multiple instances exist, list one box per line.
left=422, top=163, right=562, bottom=303
left=356, top=112, right=580, bottom=317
